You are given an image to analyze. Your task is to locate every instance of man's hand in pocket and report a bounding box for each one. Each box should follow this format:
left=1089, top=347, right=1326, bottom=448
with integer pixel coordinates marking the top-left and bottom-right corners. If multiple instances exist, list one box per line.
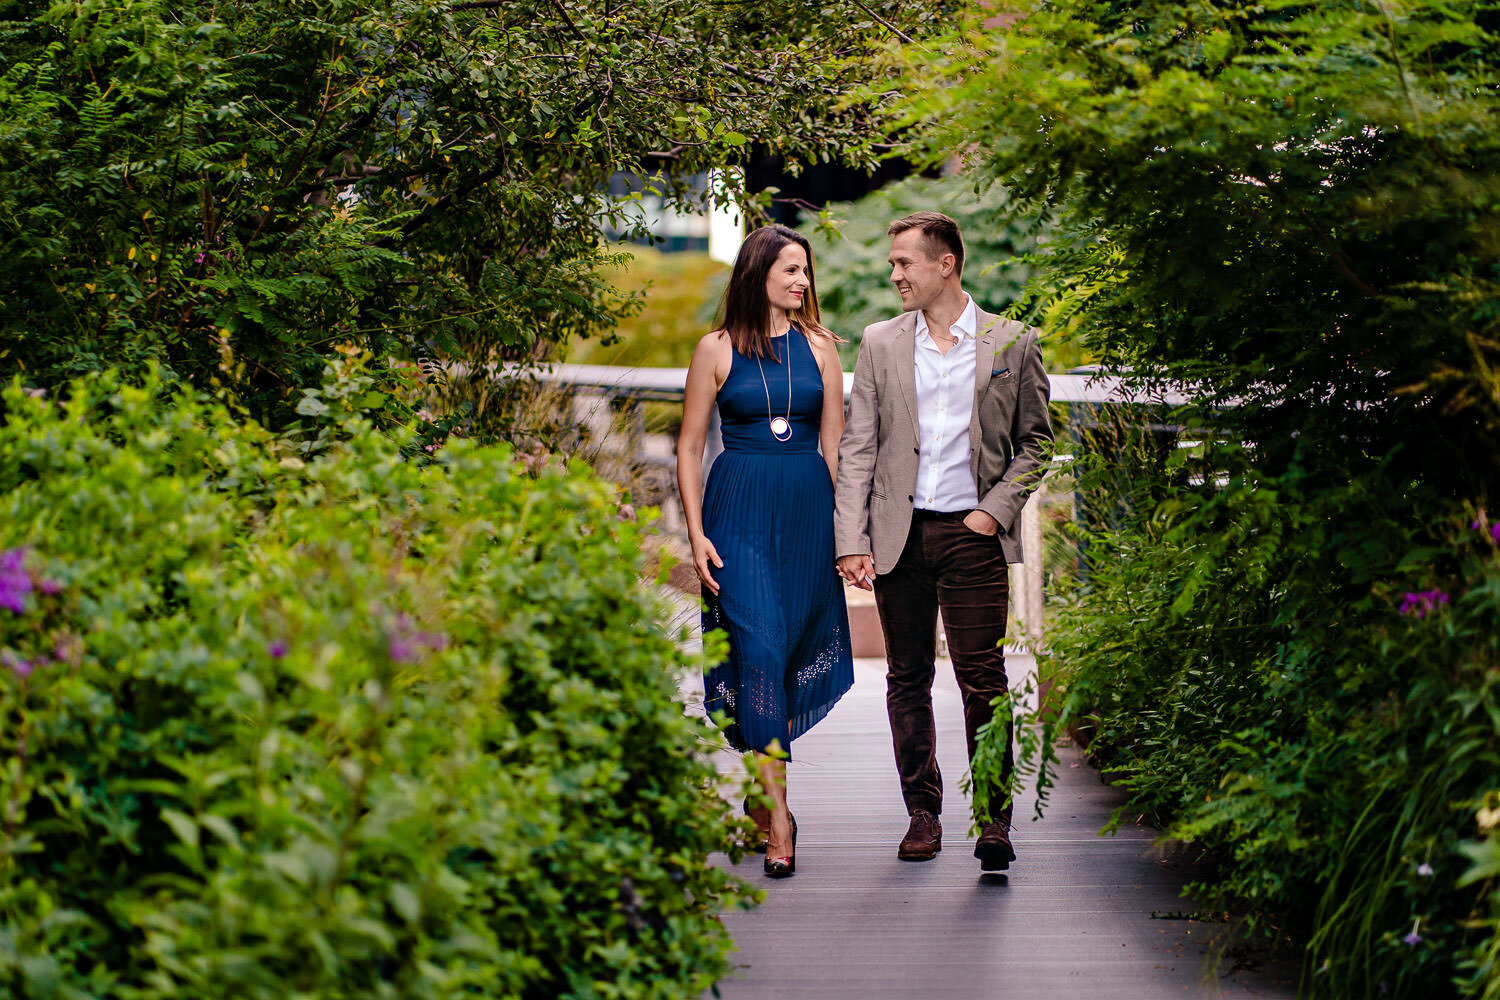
left=963, top=510, right=1000, bottom=536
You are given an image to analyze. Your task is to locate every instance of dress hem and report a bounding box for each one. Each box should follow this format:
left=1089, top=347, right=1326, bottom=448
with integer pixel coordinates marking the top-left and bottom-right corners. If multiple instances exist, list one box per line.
left=717, top=676, right=854, bottom=761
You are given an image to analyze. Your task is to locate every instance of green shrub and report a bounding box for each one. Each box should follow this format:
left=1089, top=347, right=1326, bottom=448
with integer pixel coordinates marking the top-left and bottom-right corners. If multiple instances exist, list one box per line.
left=991, top=420, right=1500, bottom=999
left=0, top=365, right=750, bottom=999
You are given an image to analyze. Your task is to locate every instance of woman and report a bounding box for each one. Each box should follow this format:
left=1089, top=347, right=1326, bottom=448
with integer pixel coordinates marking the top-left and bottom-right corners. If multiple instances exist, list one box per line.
left=677, top=224, right=854, bottom=879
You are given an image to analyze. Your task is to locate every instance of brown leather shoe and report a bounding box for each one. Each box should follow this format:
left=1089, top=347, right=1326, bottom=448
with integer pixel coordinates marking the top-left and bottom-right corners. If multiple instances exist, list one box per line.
left=898, top=810, right=942, bottom=861
left=974, top=819, right=1016, bottom=872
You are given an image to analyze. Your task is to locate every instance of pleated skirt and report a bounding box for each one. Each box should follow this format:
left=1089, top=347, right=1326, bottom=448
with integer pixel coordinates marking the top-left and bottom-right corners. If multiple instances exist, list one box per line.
left=700, top=449, right=854, bottom=757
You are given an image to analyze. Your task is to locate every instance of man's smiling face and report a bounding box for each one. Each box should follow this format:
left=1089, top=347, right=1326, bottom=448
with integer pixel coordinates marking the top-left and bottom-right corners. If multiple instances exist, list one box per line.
left=888, top=228, right=948, bottom=314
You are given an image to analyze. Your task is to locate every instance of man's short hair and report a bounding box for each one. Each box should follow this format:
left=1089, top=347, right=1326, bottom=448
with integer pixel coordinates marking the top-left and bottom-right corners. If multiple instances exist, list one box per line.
left=887, top=212, right=965, bottom=277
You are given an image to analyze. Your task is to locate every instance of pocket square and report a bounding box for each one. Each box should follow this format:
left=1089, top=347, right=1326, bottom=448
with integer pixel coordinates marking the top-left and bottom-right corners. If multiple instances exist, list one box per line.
left=992, top=367, right=1012, bottom=378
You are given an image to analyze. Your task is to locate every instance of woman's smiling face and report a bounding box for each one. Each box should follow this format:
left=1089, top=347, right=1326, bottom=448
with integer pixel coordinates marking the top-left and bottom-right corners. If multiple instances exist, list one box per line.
left=764, top=242, right=810, bottom=318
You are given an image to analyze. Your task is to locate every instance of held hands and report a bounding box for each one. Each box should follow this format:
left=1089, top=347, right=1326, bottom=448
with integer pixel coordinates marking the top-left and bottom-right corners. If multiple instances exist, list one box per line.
left=691, top=534, right=725, bottom=596
left=963, top=509, right=1001, bottom=536
left=837, top=554, right=875, bottom=591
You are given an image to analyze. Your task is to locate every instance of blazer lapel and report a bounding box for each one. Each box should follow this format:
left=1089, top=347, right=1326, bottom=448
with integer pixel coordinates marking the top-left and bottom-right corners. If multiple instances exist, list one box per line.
left=892, top=312, right=920, bottom=441
left=969, top=311, right=1000, bottom=468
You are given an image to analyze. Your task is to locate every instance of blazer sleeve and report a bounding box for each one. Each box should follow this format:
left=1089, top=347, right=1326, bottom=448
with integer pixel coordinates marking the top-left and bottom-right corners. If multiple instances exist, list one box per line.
left=834, top=331, right=880, bottom=558
left=976, top=329, right=1053, bottom=533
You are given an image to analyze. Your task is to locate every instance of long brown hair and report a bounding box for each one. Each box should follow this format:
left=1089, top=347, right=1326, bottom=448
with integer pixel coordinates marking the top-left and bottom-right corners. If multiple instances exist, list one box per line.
left=716, top=224, right=836, bottom=359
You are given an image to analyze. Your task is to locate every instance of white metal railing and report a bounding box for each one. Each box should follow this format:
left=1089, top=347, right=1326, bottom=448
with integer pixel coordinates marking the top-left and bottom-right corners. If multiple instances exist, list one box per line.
left=517, top=362, right=1183, bottom=654
left=519, top=362, right=1191, bottom=406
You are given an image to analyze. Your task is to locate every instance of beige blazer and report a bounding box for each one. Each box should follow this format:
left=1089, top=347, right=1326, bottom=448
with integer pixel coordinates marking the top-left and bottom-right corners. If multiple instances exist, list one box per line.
left=834, top=306, right=1054, bottom=573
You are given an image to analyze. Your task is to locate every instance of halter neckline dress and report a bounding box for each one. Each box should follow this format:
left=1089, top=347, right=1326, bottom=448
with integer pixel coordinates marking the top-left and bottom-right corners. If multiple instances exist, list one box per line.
left=700, top=328, right=854, bottom=756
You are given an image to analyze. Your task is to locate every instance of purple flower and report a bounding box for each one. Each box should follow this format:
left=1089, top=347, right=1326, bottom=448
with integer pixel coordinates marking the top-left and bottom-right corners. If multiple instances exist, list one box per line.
left=0, top=548, right=32, bottom=614
left=1492, top=523, right=1500, bottom=544
left=1416, top=862, right=1434, bottom=877
left=387, top=634, right=418, bottom=664
left=2, top=650, right=32, bottom=678
left=1400, top=590, right=1449, bottom=619
left=38, top=578, right=62, bottom=596
left=268, top=639, right=289, bottom=659
left=1404, top=919, right=1422, bottom=946
left=385, top=614, right=448, bottom=663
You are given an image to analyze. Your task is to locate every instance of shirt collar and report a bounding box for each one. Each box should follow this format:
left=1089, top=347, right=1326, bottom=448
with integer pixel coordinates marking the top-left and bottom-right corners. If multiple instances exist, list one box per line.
left=915, top=294, right=977, bottom=344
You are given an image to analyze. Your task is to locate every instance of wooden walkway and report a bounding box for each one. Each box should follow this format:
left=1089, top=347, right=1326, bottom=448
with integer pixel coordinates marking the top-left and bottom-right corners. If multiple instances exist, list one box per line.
left=694, top=656, right=1297, bottom=1000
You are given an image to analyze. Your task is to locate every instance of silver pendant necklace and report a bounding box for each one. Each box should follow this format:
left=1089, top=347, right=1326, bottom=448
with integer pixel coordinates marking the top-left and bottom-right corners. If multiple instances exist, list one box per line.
left=756, top=330, right=793, bottom=442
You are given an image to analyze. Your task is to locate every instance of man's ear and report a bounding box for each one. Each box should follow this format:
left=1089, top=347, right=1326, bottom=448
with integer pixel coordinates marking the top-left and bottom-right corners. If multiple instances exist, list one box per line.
left=940, top=252, right=956, bottom=277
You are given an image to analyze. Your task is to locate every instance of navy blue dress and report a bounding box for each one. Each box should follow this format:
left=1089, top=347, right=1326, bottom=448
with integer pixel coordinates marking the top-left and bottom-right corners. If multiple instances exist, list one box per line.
left=701, top=329, right=854, bottom=757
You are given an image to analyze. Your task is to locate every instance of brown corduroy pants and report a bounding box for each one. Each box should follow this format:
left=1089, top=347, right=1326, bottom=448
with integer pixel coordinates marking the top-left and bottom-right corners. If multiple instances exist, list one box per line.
left=873, top=511, right=1014, bottom=819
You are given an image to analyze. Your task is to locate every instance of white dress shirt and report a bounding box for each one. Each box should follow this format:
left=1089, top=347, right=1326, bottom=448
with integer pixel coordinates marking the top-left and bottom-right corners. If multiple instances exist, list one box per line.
left=913, top=295, right=980, bottom=512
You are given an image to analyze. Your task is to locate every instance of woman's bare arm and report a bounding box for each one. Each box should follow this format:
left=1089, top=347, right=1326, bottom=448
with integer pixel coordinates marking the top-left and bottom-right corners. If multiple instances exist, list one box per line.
left=677, top=331, right=732, bottom=594
left=814, top=335, right=845, bottom=484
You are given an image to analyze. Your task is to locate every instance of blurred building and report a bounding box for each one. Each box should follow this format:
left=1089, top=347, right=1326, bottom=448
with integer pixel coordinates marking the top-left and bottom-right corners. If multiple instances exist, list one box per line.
left=602, top=171, right=742, bottom=262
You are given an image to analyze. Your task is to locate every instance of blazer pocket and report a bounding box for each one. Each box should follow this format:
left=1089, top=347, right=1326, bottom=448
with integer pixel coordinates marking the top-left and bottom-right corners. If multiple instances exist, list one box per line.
left=871, top=487, right=889, bottom=502
left=983, top=373, right=1019, bottom=413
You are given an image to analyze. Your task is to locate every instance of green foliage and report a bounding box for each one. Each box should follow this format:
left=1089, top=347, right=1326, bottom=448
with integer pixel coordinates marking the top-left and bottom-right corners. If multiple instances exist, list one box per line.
left=565, top=247, right=729, bottom=368
left=901, top=1, right=1500, bottom=996
left=1018, top=426, right=1500, bottom=998
left=1462, top=792, right=1500, bottom=1000
left=0, top=366, right=752, bottom=999
left=800, top=174, right=1089, bottom=366
left=0, top=0, right=940, bottom=423
left=891, top=0, right=1500, bottom=480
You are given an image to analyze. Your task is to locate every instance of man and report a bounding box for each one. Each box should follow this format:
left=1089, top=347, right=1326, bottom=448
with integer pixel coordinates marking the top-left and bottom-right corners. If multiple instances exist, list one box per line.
left=834, top=212, right=1053, bottom=871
